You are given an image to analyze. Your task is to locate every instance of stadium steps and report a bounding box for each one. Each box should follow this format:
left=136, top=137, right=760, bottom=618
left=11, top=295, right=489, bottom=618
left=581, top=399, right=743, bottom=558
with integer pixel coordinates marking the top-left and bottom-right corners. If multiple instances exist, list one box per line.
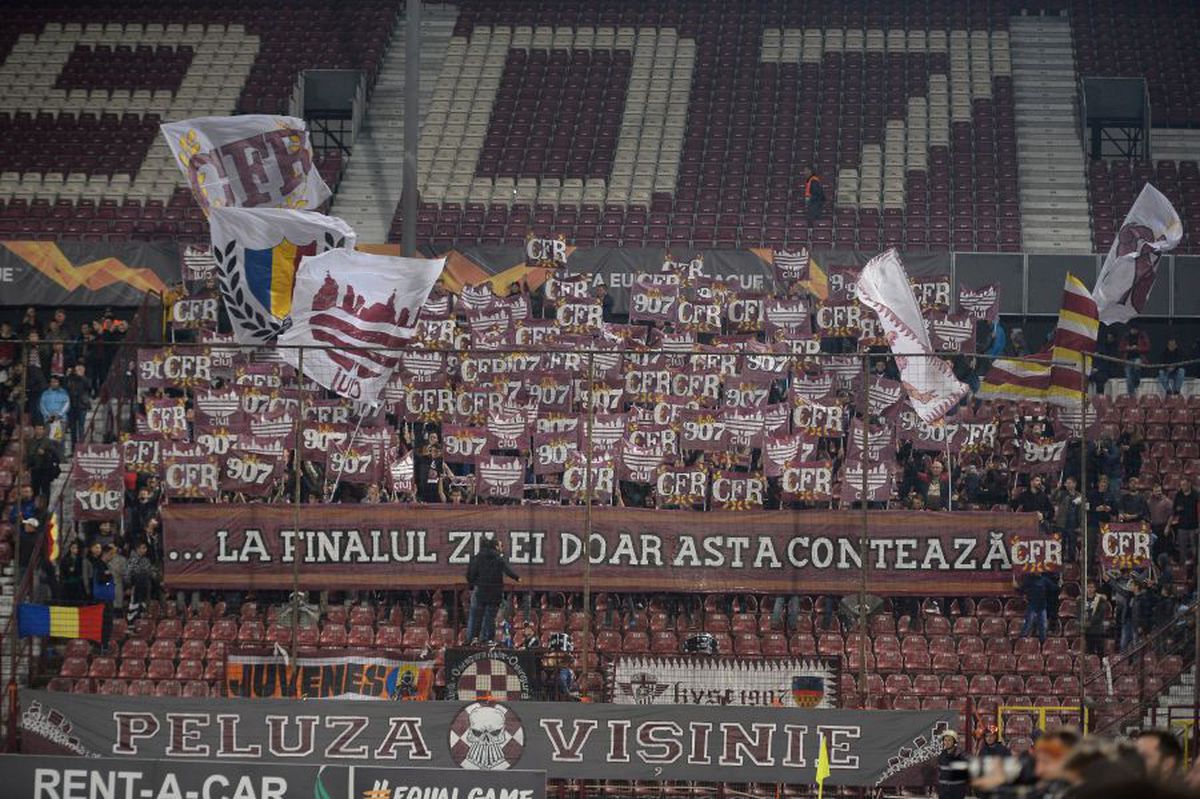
left=1152, top=129, right=1200, bottom=162
left=1009, top=16, right=1093, bottom=253
left=1143, top=662, right=1197, bottom=730
left=332, top=4, right=460, bottom=243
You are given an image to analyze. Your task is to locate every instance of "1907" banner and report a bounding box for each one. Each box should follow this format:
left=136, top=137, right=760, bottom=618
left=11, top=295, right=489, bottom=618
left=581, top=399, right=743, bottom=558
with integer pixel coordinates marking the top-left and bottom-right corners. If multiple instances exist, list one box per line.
left=161, top=506, right=1038, bottom=595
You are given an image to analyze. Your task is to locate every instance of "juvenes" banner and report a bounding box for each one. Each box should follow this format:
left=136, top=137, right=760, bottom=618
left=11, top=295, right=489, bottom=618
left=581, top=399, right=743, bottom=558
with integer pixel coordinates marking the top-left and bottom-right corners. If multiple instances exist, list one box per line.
left=161, top=505, right=1038, bottom=595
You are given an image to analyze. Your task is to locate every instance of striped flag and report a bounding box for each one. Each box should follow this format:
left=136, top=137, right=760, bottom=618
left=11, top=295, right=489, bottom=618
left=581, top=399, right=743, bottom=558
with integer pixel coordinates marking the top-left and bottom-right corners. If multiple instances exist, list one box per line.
left=18, top=604, right=104, bottom=641
left=1047, top=273, right=1100, bottom=407
left=978, top=352, right=1051, bottom=402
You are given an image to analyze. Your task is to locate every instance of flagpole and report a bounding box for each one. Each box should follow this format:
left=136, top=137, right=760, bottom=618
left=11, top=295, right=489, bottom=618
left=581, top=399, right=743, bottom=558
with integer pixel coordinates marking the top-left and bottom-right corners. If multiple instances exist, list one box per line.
left=290, top=346, right=305, bottom=661
left=7, top=341, right=30, bottom=745
left=325, top=409, right=368, bottom=502
left=858, top=351, right=870, bottom=707
left=945, top=431, right=953, bottom=512
left=580, top=352, right=596, bottom=700
left=1077, top=349, right=1089, bottom=730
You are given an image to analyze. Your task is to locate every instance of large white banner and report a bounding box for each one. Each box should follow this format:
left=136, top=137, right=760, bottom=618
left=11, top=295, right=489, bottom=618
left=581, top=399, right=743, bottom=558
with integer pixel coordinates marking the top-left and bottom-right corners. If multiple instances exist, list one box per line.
left=278, top=249, right=445, bottom=402
left=1093, top=183, right=1183, bottom=324
left=855, top=249, right=967, bottom=423
left=208, top=207, right=356, bottom=344
left=611, top=655, right=840, bottom=708
left=162, top=114, right=331, bottom=212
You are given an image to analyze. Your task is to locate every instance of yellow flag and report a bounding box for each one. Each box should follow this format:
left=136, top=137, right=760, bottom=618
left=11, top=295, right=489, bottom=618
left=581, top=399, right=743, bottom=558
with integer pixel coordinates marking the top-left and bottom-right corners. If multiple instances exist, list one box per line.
left=46, top=512, right=60, bottom=562
left=815, top=733, right=831, bottom=799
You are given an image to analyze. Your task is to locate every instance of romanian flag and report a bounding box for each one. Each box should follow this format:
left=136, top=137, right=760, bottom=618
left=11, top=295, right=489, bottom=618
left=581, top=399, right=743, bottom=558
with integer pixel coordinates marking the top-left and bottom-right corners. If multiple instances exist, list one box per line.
left=243, top=238, right=316, bottom=319
left=18, top=603, right=104, bottom=642
left=46, top=512, right=59, bottom=563
left=1047, top=273, right=1099, bottom=407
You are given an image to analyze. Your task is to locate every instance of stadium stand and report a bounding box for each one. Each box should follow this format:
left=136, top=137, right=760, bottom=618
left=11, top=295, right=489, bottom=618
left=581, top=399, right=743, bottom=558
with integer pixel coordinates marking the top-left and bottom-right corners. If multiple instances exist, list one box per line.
left=371, top=0, right=1022, bottom=251
left=2, top=2, right=1200, bottom=793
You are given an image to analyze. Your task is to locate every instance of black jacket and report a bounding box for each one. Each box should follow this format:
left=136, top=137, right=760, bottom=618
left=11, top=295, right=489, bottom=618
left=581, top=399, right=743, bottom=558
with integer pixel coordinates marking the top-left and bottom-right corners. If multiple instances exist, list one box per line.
left=937, top=748, right=968, bottom=799
left=466, top=545, right=519, bottom=603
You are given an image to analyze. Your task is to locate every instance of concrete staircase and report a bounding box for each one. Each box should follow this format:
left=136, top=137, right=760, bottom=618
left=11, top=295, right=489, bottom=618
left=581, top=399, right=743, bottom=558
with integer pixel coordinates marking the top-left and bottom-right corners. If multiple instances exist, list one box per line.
left=1152, top=129, right=1200, bottom=162
left=332, top=4, right=460, bottom=243
left=1009, top=15, right=1092, bottom=253
left=1143, top=663, right=1196, bottom=731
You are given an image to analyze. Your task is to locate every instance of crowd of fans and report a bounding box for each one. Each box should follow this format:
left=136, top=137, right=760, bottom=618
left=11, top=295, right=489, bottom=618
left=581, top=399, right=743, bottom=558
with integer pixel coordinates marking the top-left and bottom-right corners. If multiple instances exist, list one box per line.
left=2, top=277, right=1199, bottom=644
left=938, top=725, right=1200, bottom=798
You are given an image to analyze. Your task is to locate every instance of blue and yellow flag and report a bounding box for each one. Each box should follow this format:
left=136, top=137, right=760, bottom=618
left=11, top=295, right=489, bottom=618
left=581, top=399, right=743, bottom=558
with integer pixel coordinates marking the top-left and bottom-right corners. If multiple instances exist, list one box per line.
left=243, top=238, right=316, bottom=319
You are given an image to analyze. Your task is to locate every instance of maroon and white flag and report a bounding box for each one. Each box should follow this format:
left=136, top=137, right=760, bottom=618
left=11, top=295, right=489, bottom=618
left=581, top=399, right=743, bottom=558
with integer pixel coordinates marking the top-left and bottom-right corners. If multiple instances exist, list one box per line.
left=70, top=444, right=124, bottom=521
left=121, top=434, right=164, bottom=476
left=791, top=396, right=845, bottom=437
left=958, top=283, right=1000, bottom=323
left=486, top=405, right=530, bottom=452
left=580, top=413, right=627, bottom=454
left=726, top=291, right=766, bottom=333
left=839, top=460, right=894, bottom=503
left=555, top=299, right=604, bottom=334
left=193, top=423, right=239, bottom=459
left=193, top=388, right=245, bottom=428
left=780, top=459, right=836, bottom=503
left=140, top=346, right=214, bottom=389
left=770, top=248, right=810, bottom=286
left=543, top=272, right=592, bottom=303
left=278, top=249, right=445, bottom=402
left=617, top=442, right=667, bottom=483
left=674, top=298, right=724, bottom=334
left=655, top=465, right=708, bottom=507
left=1017, top=434, right=1070, bottom=475
left=678, top=408, right=729, bottom=452
left=140, top=397, right=189, bottom=439
left=724, top=406, right=767, bottom=449
left=561, top=453, right=616, bottom=504
left=532, top=429, right=579, bottom=476
left=221, top=437, right=285, bottom=496
left=723, top=378, right=771, bottom=410
left=389, top=451, right=415, bottom=497
left=868, top=377, right=904, bottom=419
left=1093, top=183, right=1182, bottom=324
left=846, top=421, right=897, bottom=463
left=791, top=372, right=837, bottom=404
left=710, top=471, right=766, bottom=511
left=629, top=281, right=680, bottom=324
left=163, top=444, right=221, bottom=500
left=855, top=250, right=967, bottom=423
left=442, top=424, right=489, bottom=465
left=763, top=432, right=820, bottom=478
left=909, top=275, right=952, bottom=313
left=475, top=455, right=525, bottom=500
left=764, top=297, right=811, bottom=338
left=925, top=312, right=977, bottom=354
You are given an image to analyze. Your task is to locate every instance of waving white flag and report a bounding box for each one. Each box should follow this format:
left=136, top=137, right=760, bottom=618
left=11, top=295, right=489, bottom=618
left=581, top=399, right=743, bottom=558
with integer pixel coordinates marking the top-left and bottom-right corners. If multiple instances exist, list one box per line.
left=278, top=250, right=445, bottom=402
left=1093, top=183, right=1182, bottom=324
left=855, top=249, right=968, bottom=424
left=208, top=207, right=356, bottom=345
left=162, top=114, right=331, bottom=213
